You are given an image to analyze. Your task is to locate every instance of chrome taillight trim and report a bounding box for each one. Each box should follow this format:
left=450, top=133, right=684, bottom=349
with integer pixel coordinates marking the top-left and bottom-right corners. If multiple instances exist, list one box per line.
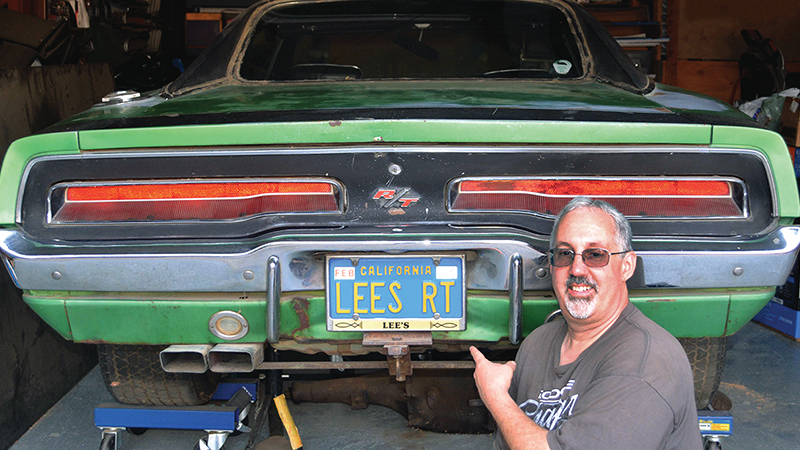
left=15, top=145, right=778, bottom=224
left=447, top=175, right=749, bottom=220
left=45, top=177, right=345, bottom=225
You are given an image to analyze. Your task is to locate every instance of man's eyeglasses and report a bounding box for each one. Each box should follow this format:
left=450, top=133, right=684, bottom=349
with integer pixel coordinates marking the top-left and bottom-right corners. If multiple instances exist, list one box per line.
left=549, top=248, right=630, bottom=267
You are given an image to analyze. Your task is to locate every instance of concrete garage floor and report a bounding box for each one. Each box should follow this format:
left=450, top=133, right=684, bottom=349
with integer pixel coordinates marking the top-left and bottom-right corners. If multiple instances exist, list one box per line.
left=10, top=320, right=800, bottom=450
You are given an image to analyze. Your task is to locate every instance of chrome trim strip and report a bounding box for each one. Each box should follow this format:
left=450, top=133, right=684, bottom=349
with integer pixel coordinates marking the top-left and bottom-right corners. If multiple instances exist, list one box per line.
left=229, top=0, right=592, bottom=87
left=46, top=178, right=345, bottom=225
left=508, top=254, right=523, bottom=345
left=1, top=254, right=20, bottom=289
left=15, top=145, right=779, bottom=224
left=1, top=226, right=798, bottom=293
left=266, top=255, right=280, bottom=344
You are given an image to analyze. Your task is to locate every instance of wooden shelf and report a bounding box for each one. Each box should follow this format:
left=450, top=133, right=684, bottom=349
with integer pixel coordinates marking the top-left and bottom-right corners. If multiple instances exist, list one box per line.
left=584, top=0, right=667, bottom=81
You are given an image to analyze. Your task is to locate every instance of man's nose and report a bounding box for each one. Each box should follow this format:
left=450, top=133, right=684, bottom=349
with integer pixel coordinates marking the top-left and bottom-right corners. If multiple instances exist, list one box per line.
left=569, top=253, right=590, bottom=276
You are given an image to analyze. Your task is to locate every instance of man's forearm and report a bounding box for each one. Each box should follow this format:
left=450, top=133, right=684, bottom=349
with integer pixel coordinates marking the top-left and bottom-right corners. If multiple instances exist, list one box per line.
left=470, top=347, right=551, bottom=449
left=485, top=393, right=550, bottom=450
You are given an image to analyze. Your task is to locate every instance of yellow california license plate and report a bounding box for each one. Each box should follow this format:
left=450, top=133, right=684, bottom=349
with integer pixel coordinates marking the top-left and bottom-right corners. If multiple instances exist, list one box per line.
left=326, top=254, right=465, bottom=331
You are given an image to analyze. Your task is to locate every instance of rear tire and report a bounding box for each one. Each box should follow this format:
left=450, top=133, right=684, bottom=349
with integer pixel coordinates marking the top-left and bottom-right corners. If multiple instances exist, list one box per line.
left=679, top=337, right=727, bottom=410
left=98, top=344, right=219, bottom=406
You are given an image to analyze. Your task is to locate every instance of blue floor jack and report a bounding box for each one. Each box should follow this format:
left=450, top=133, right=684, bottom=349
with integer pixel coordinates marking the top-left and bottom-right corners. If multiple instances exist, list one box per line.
left=94, top=380, right=258, bottom=450
left=698, top=410, right=733, bottom=450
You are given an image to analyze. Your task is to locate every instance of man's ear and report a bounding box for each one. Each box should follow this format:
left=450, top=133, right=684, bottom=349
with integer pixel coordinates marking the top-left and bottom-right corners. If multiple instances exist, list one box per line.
left=621, top=251, right=637, bottom=282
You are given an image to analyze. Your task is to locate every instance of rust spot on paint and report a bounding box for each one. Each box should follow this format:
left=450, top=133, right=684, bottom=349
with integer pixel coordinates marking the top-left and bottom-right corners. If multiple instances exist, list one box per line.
left=645, top=298, right=676, bottom=302
left=329, top=120, right=342, bottom=127
left=387, top=208, right=405, bottom=215
left=291, top=297, right=311, bottom=338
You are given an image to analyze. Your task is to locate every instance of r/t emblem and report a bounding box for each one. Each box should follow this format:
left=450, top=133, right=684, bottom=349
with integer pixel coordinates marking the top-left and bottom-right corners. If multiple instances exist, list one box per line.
left=372, top=188, right=420, bottom=209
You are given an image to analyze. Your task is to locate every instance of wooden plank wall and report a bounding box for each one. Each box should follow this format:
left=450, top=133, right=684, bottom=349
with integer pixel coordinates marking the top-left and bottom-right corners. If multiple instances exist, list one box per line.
left=0, top=64, right=116, bottom=160
left=668, top=0, right=800, bottom=103
left=0, top=63, right=114, bottom=450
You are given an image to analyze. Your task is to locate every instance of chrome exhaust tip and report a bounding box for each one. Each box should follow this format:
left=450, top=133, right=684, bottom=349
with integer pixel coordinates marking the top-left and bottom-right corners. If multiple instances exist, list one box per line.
left=209, top=343, right=265, bottom=373
left=160, top=344, right=214, bottom=373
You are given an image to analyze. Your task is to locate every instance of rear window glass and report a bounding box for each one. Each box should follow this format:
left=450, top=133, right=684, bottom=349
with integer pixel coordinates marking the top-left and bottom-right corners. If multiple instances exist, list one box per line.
left=239, top=0, right=583, bottom=81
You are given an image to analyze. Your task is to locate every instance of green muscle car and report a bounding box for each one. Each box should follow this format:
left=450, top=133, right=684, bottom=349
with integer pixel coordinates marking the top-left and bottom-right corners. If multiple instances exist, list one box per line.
left=1, top=0, right=798, bottom=417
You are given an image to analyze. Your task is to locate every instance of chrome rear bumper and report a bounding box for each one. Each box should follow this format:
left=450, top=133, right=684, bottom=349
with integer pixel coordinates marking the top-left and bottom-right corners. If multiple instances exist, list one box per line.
left=2, top=226, right=799, bottom=293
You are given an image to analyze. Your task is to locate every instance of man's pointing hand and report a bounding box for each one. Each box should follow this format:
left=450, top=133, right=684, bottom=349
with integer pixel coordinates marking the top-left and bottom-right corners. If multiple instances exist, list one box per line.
left=470, top=346, right=516, bottom=402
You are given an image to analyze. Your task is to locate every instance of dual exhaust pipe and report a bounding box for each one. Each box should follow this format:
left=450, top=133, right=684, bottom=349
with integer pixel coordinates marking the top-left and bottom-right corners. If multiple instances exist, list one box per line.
left=159, top=343, right=264, bottom=374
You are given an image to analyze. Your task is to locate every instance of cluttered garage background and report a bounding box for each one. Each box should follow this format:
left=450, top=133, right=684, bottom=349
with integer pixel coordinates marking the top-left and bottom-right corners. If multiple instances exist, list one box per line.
left=1, top=0, right=800, bottom=448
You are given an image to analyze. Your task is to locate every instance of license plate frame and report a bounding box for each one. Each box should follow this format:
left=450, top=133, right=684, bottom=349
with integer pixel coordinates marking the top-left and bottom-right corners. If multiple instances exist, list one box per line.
left=326, top=254, right=466, bottom=332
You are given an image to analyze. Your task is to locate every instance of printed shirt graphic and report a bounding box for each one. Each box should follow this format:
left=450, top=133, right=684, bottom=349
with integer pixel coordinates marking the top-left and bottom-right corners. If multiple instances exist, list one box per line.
left=519, top=380, right=578, bottom=431
left=494, top=304, right=703, bottom=450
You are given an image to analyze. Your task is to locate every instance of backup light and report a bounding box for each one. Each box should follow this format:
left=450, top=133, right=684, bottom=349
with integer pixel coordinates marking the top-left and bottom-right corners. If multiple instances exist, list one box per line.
left=209, top=311, right=249, bottom=340
left=449, top=177, right=745, bottom=218
left=48, top=179, right=343, bottom=223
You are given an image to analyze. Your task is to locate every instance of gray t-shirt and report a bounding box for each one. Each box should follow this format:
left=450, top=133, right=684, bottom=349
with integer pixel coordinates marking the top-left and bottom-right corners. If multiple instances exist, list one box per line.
left=494, top=302, right=702, bottom=450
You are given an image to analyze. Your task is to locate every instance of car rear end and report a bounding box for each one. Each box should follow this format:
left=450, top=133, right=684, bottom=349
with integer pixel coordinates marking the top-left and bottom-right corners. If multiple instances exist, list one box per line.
left=2, top=114, right=798, bottom=346
left=1, top=0, right=799, bottom=412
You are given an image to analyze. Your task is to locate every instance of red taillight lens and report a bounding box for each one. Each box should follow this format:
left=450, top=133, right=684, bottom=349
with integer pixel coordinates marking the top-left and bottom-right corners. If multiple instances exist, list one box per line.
left=49, top=179, right=342, bottom=223
left=449, top=178, right=744, bottom=218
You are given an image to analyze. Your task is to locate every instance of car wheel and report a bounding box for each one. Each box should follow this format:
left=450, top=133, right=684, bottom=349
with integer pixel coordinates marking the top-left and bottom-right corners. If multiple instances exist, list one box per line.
left=679, top=337, right=727, bottom=410
left=98, top=344, right=219, bottom=405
